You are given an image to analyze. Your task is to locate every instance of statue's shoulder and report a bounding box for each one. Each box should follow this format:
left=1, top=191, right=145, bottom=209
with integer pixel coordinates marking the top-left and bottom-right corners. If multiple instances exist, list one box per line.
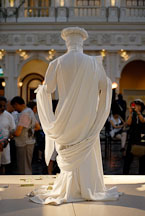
left=91, top=55, right=103, bottom=63
left=49, top=54, right=65, bottom=66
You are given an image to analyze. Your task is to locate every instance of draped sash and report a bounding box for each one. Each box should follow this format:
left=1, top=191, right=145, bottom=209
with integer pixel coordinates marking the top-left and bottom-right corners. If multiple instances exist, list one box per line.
left=30, top=54, right=120, bottom=205
left=35, top=56, right=112, bottom=167
left=29, top=56, right=121, bottom=205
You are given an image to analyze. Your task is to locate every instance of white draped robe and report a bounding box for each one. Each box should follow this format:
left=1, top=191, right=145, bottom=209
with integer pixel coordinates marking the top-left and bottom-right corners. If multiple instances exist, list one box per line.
left=30, top=50, right=120, bottom=205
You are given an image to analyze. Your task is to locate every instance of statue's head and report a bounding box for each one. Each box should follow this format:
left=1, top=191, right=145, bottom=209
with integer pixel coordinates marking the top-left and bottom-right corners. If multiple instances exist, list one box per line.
left=61, top=27, right=88, bottom=51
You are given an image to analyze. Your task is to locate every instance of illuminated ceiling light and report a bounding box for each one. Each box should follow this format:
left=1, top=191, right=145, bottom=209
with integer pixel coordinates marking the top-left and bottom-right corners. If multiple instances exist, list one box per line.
left=2, top=81, right=6, bottom=87
left=60, top=0, right=65, bottom=7
left=112, top=82, right=118, bottom=89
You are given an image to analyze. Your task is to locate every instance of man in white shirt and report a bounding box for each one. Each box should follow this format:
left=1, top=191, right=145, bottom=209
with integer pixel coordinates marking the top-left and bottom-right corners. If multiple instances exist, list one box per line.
left=0, top=96, right=16, bottom=174
left=11, top=96, right=40, bottom=174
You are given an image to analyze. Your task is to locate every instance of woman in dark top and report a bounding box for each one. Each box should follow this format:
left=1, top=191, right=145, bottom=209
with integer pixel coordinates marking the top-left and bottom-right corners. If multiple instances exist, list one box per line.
left=123, top=99, right=145, bottom=174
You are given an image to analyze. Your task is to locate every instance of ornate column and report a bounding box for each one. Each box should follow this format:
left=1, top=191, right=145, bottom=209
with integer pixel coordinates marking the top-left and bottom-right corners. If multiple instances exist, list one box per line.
left=105, top=51, right=120, bottom=82
left=15, top=0, right=21, bottom=7
left=105, top=51, right=120, bottom=95
left=5, top=0, right=10, bottom=7
left=70, top=0, right=75, bottom=6
left=120, top=0, right=126, bottom=7
left=4, top=52, right=18, bottom=100
left=1, top=0, right=6, bottom=7
left=105, top=0, right=111, bottom=7
left=101, top=0, right=106, bottom=7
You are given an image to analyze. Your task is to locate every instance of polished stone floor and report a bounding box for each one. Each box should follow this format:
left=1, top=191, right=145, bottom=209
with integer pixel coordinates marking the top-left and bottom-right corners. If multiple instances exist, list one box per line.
left=1, top=175, right=145, bottom=216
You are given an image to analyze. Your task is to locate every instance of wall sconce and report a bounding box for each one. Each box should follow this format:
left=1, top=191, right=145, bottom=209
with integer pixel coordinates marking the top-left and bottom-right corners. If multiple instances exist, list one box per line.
left=9, top=0, right=15, bottom=7
left=18, top=81, right=23, bottom=87
left=60, top=0, right=65, bottom=7
left=48, top=49, right=56, bottom=60
left=0, top=49, right=6, bottom=60
left=2, top=81, right=6, bottom=87
left=111, top=0, right=116, bottom=6
left=17, top=49, right=29, bottom=60
left=119, top=49, right=129, bottom=61
left=100, top=49, right=106, bottom=58
left=112, top=82, right=118, bottom=89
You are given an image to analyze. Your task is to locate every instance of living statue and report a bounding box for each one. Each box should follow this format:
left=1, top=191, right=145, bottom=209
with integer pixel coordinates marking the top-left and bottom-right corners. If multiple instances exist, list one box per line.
left=29, top=27, right=120, bottom=204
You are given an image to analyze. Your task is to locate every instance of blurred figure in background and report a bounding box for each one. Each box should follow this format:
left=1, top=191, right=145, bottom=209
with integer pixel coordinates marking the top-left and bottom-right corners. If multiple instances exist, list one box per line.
left=123, top=99, right=145, bottom=174
left=0, top=96, right=16, bottom=174
left=11, top=96, right=40, bottom=174
left=109, top=111, right=127, bottom=155
left=7, top=100, right=19, bottom=125
left=0, top=129, right=9, bottom=174
left=27, top=100, right=45, bottom=163
left=116, top=93, right=127, bottom=121
left=7, top=100, right=19, bottom=173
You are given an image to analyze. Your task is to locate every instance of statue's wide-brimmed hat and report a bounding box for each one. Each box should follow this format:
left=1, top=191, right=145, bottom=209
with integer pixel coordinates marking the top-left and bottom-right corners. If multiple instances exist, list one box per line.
left=61, top=27, right=88, bottom=41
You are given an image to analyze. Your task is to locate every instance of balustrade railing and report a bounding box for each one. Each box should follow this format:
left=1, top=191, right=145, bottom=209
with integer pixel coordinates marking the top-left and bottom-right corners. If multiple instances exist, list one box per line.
left=120, top=6, right=145, bottom=21
left=24, top=7, right=50, bottom=17
left=0, top=6, right=145, bottom=22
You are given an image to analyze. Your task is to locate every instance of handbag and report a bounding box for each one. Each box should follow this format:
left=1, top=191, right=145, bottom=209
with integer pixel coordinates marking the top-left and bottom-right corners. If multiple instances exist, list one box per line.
left=131, top=133, right=145, bottom=157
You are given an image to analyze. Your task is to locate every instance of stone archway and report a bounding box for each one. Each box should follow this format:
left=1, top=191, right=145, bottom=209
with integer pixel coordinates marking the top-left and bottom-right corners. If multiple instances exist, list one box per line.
left=120, top=60, right=145, bottom=107
left=18, top=59, right=48, bottom=102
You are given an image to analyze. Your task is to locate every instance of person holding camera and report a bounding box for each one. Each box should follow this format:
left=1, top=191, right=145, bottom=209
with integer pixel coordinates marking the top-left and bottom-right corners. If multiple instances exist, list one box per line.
left=123, top=99, right=145, bottom=174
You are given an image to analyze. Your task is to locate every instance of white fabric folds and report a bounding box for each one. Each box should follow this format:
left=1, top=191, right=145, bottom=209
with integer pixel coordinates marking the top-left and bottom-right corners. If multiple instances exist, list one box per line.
left=30, top=52, right=121, bottom=205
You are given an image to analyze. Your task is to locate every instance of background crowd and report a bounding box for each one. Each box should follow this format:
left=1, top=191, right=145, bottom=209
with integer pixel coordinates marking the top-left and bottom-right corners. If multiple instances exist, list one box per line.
left=0, top=93, right=145, bottom=175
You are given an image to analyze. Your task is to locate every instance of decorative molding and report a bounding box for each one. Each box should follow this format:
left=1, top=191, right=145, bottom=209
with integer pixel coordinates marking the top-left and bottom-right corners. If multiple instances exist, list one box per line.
left=0, top=32, right=145, bottom=50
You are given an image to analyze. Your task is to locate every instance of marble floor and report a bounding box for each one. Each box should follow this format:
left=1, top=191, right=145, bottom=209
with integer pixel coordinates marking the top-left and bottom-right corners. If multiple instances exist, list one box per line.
left=0, top=175, right=145, bottom=216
